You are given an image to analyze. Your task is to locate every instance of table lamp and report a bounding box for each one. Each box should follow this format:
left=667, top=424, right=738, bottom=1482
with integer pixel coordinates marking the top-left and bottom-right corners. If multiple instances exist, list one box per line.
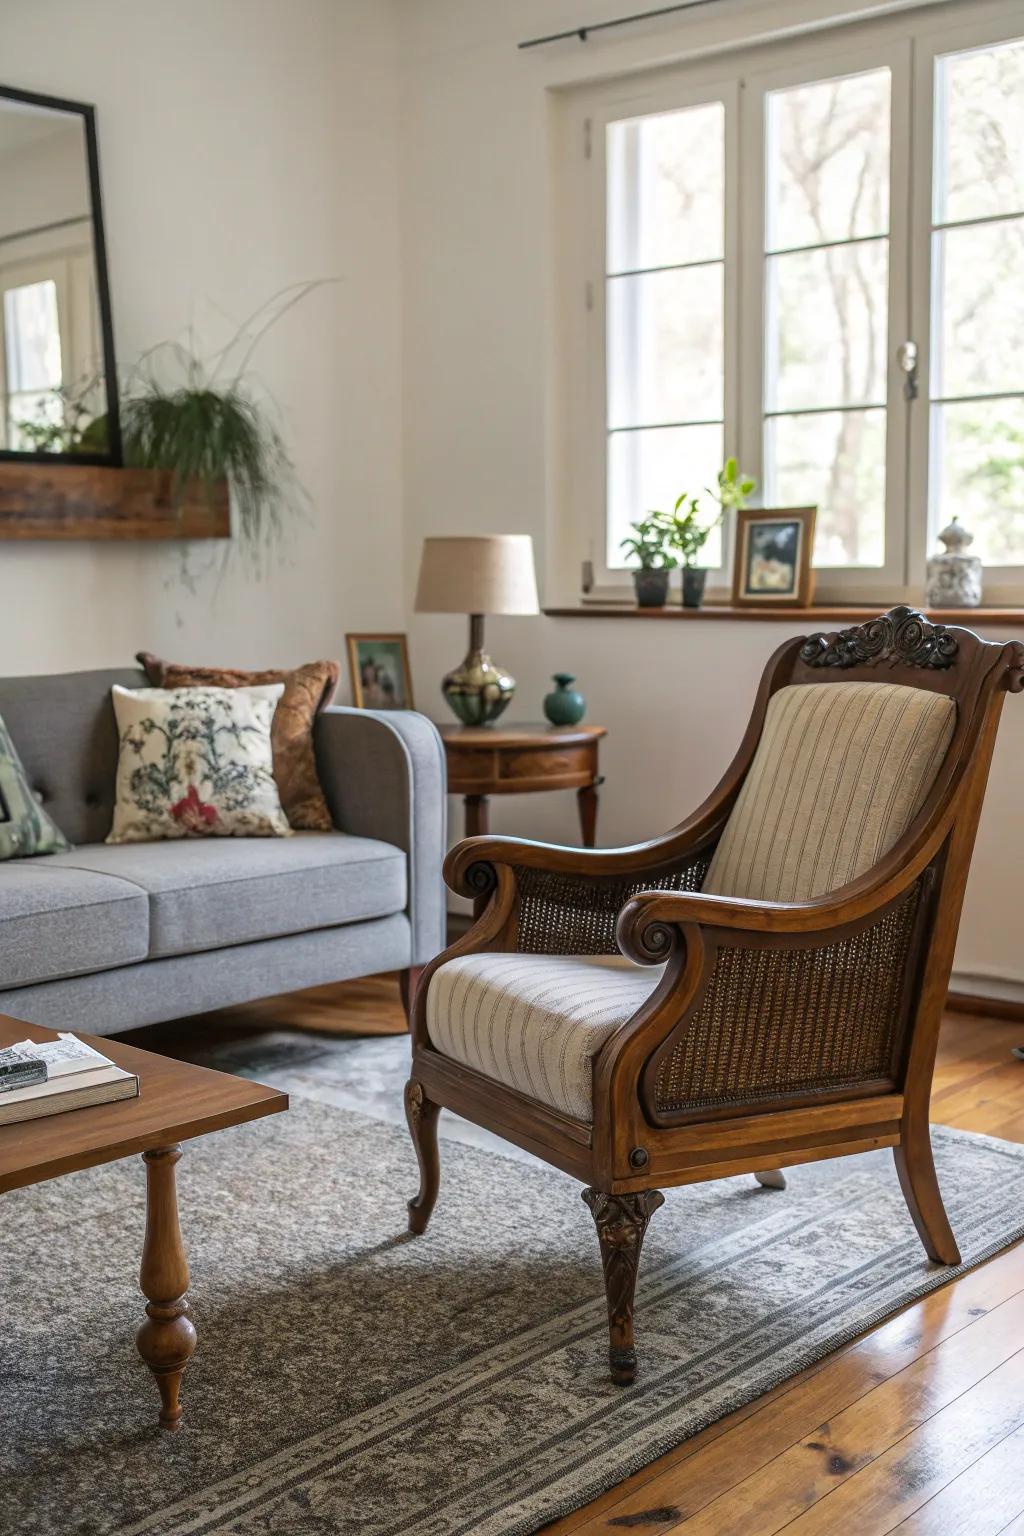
left=414, top=535, right=540, bottom=725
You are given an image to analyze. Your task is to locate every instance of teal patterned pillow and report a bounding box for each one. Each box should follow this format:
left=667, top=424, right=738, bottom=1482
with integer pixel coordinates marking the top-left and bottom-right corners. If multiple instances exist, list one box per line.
left=0, top=714, right=71, bottom=858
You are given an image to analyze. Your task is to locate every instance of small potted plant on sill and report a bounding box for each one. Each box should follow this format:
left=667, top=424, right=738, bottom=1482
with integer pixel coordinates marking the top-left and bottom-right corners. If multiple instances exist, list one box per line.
left=656, top=458, right=757, bottom=608
left=620, top=514, right=677, bottom=607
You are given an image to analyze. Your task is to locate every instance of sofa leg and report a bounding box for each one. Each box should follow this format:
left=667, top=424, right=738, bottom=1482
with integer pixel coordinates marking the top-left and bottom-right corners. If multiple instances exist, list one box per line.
left=755, top=1168, right=787, bottom=1190
left=399, top=966, right=423, bottom=1026
left=894, top=1125, right=961, bottom=1266
left=404, top=1079, right=441, bottom=1235
left=582, top=1188, right=664, bottom=1386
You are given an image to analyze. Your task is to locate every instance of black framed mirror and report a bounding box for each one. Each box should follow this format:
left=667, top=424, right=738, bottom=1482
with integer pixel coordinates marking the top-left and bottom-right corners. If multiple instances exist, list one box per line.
left=0, top=84, right=120, bottom=465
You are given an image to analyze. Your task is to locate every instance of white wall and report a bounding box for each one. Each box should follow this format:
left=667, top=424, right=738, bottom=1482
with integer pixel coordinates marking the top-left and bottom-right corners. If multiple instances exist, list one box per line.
left=397, top=0, right=1024, bottom=988
left=0, top=0, right=404, bottom=680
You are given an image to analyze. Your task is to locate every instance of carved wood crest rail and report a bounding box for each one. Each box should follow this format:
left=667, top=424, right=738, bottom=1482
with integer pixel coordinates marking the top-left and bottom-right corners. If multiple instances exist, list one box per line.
left=800, top=606, right=959, bottom=671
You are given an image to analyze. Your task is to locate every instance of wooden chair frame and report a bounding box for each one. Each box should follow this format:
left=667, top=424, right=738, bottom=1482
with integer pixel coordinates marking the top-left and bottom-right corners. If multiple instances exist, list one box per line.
left=404, top=609, right=1024, bottom=1383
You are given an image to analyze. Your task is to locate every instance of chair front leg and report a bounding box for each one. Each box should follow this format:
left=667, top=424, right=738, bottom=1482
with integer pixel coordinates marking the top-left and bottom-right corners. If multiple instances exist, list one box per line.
left=582, top=1188, right=664, bottom=1385
left=405, top=1079, right=441, bottom=1235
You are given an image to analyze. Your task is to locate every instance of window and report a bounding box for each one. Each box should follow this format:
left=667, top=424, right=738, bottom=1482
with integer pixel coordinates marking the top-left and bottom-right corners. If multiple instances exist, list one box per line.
left=0, top=271, right=64, bottom=451
left=605, top=101, right=726, bottom=570
left=928, top=34, right=1024, bottom=567
left=761, top=68, right=891, bottom=570
left=562, top=1, right=1024, bottom=602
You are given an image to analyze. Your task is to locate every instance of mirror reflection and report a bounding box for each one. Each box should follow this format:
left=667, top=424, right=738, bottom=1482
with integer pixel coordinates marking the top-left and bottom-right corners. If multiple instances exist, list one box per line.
left=0, top=90, right=117, bottom=458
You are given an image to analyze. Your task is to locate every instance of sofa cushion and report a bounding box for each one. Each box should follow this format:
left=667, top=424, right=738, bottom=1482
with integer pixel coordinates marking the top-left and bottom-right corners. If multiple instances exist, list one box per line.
left=41, top=832, right=407, bottom=958
left=426, top=952, right=663, bottom=1121
left=704, top=681, right=956, bottom=903
left=0, top=865, right=149, bottom=988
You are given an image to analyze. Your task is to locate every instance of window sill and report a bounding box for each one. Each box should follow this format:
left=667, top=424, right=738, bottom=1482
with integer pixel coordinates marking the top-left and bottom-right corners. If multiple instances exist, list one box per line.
left=542, top=604, right=1024, bottom=625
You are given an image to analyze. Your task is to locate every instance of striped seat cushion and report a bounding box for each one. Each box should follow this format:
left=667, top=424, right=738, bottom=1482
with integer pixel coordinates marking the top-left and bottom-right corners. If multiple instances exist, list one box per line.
left=703, top=681, right=955, bottom=903
left=425, top=953, right=663, bottom=1121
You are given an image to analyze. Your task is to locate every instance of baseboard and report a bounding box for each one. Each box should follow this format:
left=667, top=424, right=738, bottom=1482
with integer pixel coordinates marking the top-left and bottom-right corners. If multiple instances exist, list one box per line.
left=947, top=972, right=1024, bottom=1020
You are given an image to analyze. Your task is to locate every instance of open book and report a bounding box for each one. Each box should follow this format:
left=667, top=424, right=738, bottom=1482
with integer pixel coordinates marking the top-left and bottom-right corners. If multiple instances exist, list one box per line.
left=0, top=1033, right=139, bottom=1126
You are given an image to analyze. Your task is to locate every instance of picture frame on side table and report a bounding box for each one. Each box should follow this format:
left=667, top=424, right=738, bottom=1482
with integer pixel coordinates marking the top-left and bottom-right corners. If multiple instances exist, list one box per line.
left=346, top=634, right=414, bottom=710
left=732, top=506, right=817, bottom=609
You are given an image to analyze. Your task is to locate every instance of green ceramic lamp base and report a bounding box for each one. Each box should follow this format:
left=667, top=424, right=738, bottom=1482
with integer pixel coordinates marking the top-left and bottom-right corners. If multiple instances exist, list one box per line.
left=441, top=614, right=515, bottom=726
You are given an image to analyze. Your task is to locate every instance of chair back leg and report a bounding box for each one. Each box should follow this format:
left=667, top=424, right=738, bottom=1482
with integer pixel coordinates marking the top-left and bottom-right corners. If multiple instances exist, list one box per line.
left=754, top=1169, right=787, bottom=1190
left=893, top=1118, right=961, bottom=1265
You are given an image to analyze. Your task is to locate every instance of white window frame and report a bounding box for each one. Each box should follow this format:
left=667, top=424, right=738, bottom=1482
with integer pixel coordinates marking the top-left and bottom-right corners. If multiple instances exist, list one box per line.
left=559, top=70, right=741, bottom=593
left=556, top=0, right=1024, bottom=606
left=737, top=39, right=912, bottom=603
left=908, top=6, right=1024, bottom=603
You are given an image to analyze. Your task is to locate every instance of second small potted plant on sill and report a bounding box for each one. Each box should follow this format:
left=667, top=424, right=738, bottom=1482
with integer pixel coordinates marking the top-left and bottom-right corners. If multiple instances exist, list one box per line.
left=655, top=458, right=757, bottom=609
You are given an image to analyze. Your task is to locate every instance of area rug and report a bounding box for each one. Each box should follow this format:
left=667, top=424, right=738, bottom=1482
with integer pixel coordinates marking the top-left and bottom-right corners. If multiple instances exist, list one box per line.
left=2, top=1094, right=1024, bottom=1536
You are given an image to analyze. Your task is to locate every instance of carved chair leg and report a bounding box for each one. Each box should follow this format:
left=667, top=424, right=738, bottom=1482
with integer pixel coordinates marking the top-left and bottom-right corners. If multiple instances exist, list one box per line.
left=755, top=1169, right=787, bottom=1190
left=894, top=1124, right=961, bottom=1266
left=404, top=1079, right=441, bottom=1235
left=582, top=1188, right=664, bottom=1386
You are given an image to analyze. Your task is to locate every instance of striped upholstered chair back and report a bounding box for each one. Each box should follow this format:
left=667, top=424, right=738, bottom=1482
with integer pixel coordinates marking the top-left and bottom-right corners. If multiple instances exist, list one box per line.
left=702, top=680, right=956, bottom=903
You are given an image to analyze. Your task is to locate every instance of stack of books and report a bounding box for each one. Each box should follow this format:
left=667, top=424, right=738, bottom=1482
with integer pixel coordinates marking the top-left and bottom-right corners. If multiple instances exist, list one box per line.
left=0, top=1033, right=139, bottom=1125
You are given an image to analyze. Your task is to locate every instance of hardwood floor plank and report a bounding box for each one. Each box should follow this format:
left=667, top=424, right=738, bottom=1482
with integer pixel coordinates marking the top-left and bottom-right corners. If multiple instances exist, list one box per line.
left=891, top=1422, right=1024, bottom=1534
left=649, top=1295, right=1024, bottom=1535
left=776, top=1348, right=1024, bottom=1534
left=549, top=1246, right=1024, bottom=1535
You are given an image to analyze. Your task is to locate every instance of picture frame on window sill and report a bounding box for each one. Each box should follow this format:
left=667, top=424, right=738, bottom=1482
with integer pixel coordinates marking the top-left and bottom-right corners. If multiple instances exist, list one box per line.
left=346, top=633, right=414, bottom=710
left=732, top=507, right=817, bottom=609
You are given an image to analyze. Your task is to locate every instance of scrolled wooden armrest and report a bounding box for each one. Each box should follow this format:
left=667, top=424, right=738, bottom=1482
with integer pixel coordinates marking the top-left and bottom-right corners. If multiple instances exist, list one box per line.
left=616, top=837, right=939, bottom=963
left=443, top=822, right=720, bottom=902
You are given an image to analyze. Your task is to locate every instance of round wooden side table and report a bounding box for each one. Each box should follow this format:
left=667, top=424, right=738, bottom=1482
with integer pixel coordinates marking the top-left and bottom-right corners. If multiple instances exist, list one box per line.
left=438, top=722, right=607, bottom=845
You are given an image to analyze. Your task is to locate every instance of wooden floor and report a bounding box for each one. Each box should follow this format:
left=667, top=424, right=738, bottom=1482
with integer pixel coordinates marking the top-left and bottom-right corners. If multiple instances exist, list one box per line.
left=141, top=983, right=1024, bottom=1536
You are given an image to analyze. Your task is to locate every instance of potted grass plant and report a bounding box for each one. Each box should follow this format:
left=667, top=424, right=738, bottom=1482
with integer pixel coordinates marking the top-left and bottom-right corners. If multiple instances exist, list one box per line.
left=120, top=283, right=322, bottom=568
left=620, top=513, right=677, bottom=607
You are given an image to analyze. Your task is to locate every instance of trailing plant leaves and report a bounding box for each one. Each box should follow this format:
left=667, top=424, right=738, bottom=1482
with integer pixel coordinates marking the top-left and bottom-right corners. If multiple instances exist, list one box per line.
left=122, top=382, right=305, bottom=570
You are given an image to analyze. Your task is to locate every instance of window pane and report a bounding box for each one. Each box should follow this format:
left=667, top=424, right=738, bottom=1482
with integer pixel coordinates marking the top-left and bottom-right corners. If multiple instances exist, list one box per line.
left=931, top=399, right=1024, bottom=566
left=932, top=220, right=1024, bottom=400
left=765, top=408, right=886, bottom=566
left=3, top=280, right=62, bottom=394
left=607, top=266, right=723, bottom=428
left=607, top=102, right=724, bottom=272
left=765, top=69, right=890, bottom=252
left=936, top=37, right=1024, bottom=226
left=607, top=422, right=724, bottom=568
left=766, top=241, right=888, bottom=412
left=6, top=389, right=63, bottom=452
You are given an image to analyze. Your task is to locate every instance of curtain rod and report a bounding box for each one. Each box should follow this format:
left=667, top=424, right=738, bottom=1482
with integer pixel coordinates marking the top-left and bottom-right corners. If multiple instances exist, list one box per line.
left=518, top=0, right=725, bottom=50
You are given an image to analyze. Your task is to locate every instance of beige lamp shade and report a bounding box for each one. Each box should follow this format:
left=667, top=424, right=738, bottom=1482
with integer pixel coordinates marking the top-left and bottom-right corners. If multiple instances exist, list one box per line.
left=414, top=535, right=540, bottom=616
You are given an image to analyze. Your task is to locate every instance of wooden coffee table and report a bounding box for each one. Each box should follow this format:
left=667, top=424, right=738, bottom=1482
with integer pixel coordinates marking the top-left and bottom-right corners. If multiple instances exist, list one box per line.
left=0, top=1018, right=286, bottom=1430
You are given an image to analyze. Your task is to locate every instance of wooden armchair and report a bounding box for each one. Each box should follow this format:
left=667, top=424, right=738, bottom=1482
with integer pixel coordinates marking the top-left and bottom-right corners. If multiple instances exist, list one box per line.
left=405, top=609, right=1023, bottom=1384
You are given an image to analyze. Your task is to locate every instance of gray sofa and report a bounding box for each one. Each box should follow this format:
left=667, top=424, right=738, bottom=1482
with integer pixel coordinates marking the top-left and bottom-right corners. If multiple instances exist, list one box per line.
left=0, top=668, right=446, bottom=1035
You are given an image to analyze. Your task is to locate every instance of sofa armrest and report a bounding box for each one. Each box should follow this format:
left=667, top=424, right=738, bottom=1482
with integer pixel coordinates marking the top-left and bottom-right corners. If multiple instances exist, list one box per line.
left=314, top=707, right=447, bottom=965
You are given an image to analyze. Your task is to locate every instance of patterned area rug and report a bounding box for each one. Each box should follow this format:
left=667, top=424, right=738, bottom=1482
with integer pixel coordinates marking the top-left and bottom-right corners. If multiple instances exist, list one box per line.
left=2, top=1048, right=1024, bottom=1535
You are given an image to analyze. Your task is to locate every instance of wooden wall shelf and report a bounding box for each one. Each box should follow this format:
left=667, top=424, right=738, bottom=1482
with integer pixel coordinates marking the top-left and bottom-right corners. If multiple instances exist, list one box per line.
left=0, top=462, right=229, bottom=540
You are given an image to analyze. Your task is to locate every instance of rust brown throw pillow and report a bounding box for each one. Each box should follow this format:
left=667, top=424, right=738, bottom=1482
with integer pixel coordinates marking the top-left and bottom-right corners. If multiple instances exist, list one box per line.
left=136, top=653, right=339, bottom=831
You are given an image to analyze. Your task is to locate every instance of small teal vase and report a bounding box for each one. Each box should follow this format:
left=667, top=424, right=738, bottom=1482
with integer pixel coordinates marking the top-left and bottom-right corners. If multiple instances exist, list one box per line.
left=543, top=673, right=586, bottom=726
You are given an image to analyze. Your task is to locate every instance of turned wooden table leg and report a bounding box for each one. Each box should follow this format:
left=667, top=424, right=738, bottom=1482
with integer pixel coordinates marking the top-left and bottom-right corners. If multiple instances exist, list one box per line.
left=137, top=1145, right=197, bottom=1430
left=465, top=794, right=489, bottom=838
left=577, top=781, right=600, bottom=847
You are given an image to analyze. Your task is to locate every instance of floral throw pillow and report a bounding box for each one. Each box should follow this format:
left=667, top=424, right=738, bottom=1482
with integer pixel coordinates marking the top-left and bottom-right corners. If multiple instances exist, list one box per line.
left=107, top=685, right=292, bottom=844
left=135, top=653, right=338, bottom=831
